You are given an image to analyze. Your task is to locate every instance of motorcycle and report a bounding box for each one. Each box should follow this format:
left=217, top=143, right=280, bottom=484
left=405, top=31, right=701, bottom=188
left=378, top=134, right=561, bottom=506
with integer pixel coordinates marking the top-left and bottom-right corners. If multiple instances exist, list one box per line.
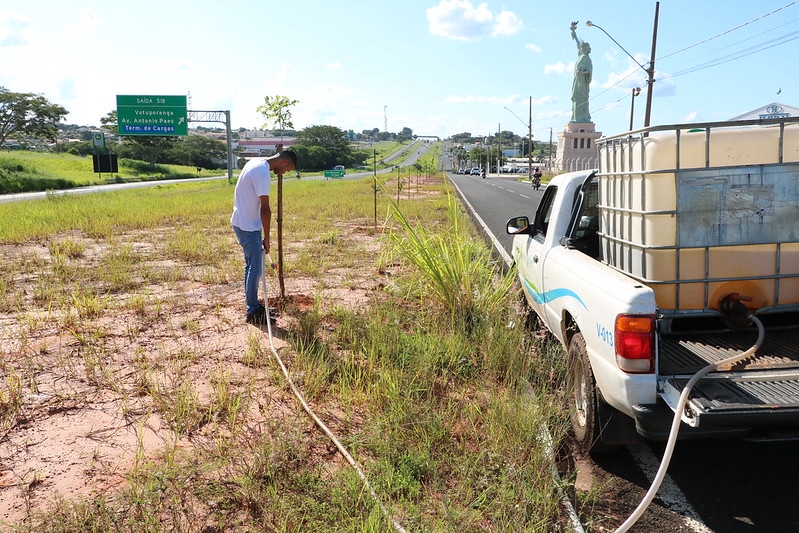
left=531, top=171, right=542, bottom=190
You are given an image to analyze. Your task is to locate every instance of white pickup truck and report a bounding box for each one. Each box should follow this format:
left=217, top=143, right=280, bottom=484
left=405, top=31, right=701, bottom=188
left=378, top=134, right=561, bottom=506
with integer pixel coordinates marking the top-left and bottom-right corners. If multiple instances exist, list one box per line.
left=507, top=117, right=799, bottom=453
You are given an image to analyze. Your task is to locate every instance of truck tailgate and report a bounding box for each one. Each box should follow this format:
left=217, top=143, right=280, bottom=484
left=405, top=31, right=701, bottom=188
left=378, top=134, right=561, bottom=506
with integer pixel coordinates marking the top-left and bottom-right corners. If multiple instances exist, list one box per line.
left=659, top=328, right=799, bottom=427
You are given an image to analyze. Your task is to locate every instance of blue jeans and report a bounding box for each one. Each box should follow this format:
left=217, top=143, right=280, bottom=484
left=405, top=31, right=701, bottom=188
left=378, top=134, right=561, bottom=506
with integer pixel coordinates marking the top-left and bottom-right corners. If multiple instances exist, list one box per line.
left=232, top=225, right=263, bottom=315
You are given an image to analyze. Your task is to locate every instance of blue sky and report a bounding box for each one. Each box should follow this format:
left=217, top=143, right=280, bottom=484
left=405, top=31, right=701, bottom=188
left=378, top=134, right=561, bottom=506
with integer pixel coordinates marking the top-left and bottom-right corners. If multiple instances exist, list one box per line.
left=1, top=1, right=798, bottom=140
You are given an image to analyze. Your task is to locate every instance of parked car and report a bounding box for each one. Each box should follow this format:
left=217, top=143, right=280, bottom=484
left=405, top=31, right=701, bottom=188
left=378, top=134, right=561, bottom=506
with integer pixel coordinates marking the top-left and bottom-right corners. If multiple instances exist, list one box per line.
left=470, top=168, right=481, bottom=175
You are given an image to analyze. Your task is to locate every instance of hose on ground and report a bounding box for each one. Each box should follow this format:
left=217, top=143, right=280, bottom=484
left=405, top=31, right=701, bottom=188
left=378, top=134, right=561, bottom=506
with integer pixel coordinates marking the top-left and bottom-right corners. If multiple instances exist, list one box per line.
left=260, top=251, right=407, bottom=533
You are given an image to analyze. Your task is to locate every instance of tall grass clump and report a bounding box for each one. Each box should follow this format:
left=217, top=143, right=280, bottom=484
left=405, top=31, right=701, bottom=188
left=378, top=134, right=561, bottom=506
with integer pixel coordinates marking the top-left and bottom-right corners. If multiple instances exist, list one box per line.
left=385, top=191, right=517, bottom=333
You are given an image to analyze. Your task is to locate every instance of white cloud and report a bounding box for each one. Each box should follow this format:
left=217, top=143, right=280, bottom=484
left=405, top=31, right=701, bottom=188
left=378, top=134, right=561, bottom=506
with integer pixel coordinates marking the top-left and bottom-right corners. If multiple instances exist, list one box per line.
left=603, top=62, right=646, bottom=91
left=0, top=10, right=30, bottom=47
left=326, top=61, right=342, bottom=69
left=544, top=61, right=573, bottom=75
left=293, top=82, right=362, bottom=127
left=427, top=0, right=522, bottom=42
left=525, top=43, right=541, bottom=53
left=63, top=8, right=104, bottom=43
left=492, top=10, right=523, bottom=37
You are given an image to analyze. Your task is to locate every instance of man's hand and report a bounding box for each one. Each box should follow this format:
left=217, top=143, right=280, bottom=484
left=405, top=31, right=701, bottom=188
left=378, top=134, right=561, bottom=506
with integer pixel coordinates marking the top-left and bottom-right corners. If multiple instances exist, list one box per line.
left=262, top=238, right=270, bottom=254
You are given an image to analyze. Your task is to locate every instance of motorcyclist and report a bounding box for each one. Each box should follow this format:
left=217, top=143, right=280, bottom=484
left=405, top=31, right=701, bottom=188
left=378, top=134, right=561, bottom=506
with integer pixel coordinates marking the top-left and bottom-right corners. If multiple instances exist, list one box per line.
left=532, top=167, right=542, bottom=189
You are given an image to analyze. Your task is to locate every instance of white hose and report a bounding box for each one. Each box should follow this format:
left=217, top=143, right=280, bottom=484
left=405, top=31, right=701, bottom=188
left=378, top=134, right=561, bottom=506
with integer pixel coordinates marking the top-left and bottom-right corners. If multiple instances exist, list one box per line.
left=259, top=251, right=408, bottom=533
left=615, top=313, right=765, bottom=532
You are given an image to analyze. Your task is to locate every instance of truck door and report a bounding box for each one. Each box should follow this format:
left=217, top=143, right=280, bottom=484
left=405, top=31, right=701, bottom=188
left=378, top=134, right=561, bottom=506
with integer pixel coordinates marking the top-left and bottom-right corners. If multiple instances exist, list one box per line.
left=515, top=186, right=558, bottom=322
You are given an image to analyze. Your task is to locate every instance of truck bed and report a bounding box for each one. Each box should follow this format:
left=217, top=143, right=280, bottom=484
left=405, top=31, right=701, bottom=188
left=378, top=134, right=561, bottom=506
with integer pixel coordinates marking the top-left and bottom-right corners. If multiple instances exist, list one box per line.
left=660, top=326, right=799, bottom=375
left=658, top=326, right=799, bottom=427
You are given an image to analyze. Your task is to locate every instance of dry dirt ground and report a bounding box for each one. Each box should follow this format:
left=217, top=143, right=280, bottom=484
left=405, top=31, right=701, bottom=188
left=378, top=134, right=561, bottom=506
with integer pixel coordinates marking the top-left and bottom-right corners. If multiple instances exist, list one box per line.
left=1, top=214, right=702, bottom=531
left=0, top=222, right=382, bottom=527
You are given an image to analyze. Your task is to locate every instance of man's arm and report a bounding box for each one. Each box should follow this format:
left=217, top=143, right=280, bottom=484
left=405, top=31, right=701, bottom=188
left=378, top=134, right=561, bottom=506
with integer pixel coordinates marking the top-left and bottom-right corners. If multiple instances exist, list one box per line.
left=260, top=195, right=271, bottom=253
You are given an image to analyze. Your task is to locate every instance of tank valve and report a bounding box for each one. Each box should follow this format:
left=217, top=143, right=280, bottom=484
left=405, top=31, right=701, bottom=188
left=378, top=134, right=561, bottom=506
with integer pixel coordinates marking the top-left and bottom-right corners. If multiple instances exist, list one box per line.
left=719, top=292, right=753, bottom=329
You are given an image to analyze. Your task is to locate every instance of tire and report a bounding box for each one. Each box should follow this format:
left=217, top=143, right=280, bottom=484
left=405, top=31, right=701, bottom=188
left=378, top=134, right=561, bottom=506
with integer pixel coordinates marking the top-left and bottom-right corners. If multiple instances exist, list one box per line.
left=567, top=333, right=620, bottom=454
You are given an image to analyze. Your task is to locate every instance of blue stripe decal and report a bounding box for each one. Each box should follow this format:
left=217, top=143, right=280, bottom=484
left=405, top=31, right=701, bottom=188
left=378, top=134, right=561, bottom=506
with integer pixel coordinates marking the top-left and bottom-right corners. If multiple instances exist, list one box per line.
left=522, top=278, right=588, bottom=309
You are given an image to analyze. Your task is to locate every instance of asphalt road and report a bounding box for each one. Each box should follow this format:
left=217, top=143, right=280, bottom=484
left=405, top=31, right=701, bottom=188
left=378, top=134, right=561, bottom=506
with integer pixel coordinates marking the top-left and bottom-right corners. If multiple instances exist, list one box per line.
left=448, top=170, right=543, bottom=262
left=446, top=169, right=799, bottom=532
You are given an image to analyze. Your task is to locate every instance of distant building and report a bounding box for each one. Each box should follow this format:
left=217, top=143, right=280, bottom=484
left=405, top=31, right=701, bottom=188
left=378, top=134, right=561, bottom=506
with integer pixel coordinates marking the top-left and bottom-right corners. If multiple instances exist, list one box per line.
left=234, top=137, right=296, bottom=157
left=730, top=102, right=799, bottom=121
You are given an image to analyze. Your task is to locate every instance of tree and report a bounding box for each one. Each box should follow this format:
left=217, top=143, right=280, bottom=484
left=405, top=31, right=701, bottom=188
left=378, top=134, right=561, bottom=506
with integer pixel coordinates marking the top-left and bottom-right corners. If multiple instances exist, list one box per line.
left=450, top=132, right=473, bottom=144
left=469, top=147, right=489, bottom=167
left=164, top=134, right=227, bottom=169
left=0, top=87, right=68, bottom=146
left=101, top=110, right=176, bottom=169
left=289, top=144, right=331, bottom=171
left=294, top=125, right=365, bottom=170
left=256, top=94, right=299, bottom=299
left=257, top=95, right=298, bottom=136
left=397, top=127, right=414, bottom=142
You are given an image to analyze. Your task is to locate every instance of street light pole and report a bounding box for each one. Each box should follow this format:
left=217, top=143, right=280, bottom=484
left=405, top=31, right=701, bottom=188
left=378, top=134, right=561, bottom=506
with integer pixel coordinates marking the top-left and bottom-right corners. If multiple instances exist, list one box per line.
left=527, top=96, right=533, bottom=179
left=586, top=1, right=659, bottom=128
left=504, top=97, right=534, bottom=178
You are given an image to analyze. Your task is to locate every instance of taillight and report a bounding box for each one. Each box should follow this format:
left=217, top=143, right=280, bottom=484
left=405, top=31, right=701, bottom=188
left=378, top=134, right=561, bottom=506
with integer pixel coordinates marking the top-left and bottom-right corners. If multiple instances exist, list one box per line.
left=615, top=314, right=655, bottom=373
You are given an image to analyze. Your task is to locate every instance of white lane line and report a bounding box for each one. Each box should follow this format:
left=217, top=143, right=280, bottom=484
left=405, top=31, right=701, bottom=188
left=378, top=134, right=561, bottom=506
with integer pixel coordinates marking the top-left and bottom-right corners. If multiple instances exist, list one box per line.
left=628, top=443, right=713, bottom=532
left=520, top=194, right=530, bottom=199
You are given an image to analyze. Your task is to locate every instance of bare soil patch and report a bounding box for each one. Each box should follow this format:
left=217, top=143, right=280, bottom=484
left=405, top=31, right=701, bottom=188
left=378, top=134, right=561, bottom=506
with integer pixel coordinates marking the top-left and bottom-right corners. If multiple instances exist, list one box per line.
left=0, top=223, right=383, bottom=525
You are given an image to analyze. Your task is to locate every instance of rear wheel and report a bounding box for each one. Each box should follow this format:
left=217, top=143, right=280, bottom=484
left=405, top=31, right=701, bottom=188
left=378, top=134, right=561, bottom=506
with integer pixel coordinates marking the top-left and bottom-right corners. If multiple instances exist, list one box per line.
left=567, top=333, right=620, bottom=454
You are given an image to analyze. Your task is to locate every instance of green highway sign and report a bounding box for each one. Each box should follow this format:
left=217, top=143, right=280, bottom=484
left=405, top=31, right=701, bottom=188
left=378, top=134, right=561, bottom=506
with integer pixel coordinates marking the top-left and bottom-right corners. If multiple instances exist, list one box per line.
left=324, top=169, right=345, bottom=178
left=116, top=95, right=188, bottom=136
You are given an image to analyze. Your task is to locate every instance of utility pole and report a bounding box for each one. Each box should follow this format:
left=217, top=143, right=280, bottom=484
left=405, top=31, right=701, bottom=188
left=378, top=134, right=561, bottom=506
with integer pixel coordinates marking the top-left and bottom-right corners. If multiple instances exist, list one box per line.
left=528, top=96, right=533, bottom=179
left=497, top=122, right=501, bottom=174
left=643, top=2, right=660, bottom=128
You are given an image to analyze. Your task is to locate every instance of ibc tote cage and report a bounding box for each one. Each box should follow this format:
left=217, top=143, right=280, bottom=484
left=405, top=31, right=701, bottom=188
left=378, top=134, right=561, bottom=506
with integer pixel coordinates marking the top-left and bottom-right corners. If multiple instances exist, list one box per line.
left=594, top=116, right=799, bottom=317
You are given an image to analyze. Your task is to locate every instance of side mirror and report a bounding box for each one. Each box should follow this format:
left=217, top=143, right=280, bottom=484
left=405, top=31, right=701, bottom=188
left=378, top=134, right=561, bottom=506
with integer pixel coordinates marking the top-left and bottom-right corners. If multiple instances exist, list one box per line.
left=506, top=216, right=532, bottom=235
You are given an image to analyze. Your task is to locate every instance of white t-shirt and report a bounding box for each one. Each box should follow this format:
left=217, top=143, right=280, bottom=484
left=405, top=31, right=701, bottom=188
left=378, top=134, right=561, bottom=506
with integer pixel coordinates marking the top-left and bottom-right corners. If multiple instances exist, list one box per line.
left=230, top=158, right=271, bottom=231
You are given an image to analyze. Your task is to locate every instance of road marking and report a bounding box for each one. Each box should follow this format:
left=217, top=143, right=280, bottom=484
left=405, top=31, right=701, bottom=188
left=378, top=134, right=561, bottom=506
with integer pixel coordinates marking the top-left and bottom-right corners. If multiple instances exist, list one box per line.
left=520, top=194, right=530, bottom=199
left=628, top=443, right=713, bottom=532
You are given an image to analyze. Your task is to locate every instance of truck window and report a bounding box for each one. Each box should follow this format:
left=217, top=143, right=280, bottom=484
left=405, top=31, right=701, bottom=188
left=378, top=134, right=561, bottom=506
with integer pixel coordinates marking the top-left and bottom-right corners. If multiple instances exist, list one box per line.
left=568, top=181, right=600, bottom=259
left=533, top=186, right=557, bottom=240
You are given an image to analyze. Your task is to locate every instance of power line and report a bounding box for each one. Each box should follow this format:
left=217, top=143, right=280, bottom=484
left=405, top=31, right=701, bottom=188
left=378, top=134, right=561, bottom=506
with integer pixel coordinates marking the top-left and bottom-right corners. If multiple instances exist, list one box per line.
left=657, top=0, right=799, bottom=61
left=658, top=15, right=799, bottom=69
left=661, top=29, right=799, bottom=81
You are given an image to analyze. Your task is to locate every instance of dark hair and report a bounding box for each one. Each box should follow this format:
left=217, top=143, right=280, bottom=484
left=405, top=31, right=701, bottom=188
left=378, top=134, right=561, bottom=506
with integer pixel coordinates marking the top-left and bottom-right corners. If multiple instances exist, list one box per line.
left=280, top=149, right=298, bottom=167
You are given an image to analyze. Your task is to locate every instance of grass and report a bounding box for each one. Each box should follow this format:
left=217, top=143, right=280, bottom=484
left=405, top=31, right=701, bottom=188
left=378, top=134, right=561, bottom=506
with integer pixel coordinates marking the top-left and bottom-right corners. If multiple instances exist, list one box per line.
left=0, top=151, right=222, bottom=194
left=0, top=140, right=417, bottom=194
left=0, top=153, right=572, bottom=531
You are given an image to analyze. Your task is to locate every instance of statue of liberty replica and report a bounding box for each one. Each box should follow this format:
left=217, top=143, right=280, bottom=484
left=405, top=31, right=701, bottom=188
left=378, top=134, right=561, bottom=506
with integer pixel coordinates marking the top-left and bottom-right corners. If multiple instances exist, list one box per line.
left=570, top=20, right=593, bottom=123
left=555, top=21, right=601, bottom=172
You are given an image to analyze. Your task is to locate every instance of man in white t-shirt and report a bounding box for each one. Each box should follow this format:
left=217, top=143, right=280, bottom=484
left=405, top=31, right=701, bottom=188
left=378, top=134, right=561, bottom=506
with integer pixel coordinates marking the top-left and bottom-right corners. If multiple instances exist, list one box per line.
left=231, top=150, right=297, bottom=324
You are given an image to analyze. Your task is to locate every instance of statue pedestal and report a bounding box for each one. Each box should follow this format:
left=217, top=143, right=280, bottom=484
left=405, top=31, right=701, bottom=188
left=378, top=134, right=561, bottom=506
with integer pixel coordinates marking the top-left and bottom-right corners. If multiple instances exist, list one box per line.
left=555, top=122, right=601, bottom=173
